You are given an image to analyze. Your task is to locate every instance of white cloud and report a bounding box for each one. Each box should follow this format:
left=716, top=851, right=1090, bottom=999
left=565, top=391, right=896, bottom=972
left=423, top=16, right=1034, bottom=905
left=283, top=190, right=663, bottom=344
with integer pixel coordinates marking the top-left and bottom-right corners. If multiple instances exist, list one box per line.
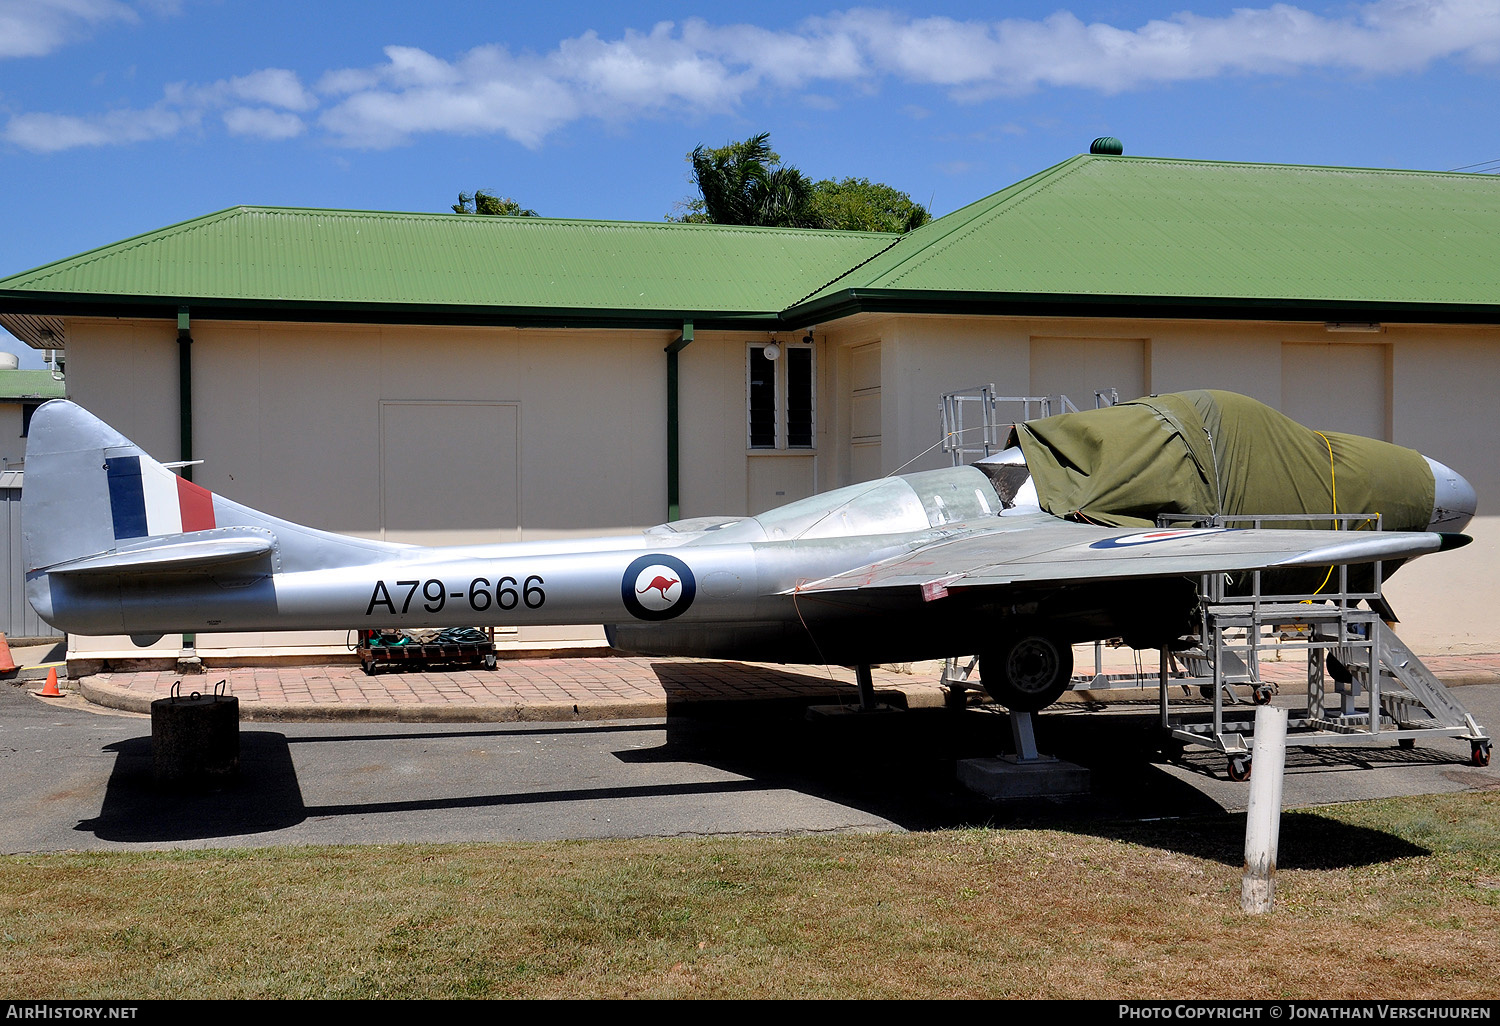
left=316, top=47, right=578, bottom=149
left=225, top=68, right=317, bottom=111
left=165, top=68, right=317, bottom=111
left=222, top=107, right=304, bottom=139
left=0, top=0, right=137, bottom=58
left=4, top=67, right=315, bottom=152
left=818, top=2, right=1500, bottom=97
left=9, top=2, right=1500, bottom=151
left=316, top=30, right=755, bottom=149
left=311, top=2, right=1500, bottom=148
left=2, top=106, right=190, bottom=151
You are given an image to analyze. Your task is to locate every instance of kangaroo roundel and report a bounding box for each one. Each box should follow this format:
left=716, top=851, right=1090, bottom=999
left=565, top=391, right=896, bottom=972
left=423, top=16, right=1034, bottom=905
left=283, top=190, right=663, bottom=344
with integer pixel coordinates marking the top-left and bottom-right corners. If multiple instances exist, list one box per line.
left=621, top=554, right=696, bottom=620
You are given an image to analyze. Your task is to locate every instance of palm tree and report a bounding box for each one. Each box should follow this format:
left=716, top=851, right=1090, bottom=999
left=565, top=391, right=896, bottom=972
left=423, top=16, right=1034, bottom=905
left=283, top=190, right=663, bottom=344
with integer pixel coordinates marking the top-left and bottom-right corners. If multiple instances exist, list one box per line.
left=452, top=191, right=538, bottom=217
left=689, top=133, right=814, bottom=228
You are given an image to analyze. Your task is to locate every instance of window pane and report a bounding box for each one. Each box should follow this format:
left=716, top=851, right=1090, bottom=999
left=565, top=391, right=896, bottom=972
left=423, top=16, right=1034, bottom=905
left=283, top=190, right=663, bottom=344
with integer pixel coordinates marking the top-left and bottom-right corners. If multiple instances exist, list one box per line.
left=747, top=346, right=776, bottom=448
left=786, top=347, right=813, bottom=448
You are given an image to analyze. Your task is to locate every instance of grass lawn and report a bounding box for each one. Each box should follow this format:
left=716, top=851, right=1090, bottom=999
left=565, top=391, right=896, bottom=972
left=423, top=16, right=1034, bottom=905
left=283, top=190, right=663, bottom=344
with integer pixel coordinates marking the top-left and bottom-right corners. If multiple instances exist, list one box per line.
left=2, top=791, right=1497, bottom=999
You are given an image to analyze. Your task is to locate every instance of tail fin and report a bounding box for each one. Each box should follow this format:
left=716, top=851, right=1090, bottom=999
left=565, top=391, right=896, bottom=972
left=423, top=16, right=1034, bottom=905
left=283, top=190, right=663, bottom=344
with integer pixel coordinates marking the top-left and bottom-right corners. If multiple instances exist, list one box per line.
left=23, top=400, right=406, bottom=576
left=22, top=400, right=181, bottom=573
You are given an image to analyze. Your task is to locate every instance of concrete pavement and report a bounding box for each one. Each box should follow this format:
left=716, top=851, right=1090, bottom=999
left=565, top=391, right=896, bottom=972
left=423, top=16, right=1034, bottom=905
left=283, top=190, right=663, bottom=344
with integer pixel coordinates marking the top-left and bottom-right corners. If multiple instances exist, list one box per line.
left=5, top=643, right=1496, bottom=852
left=12, top=641, right=1500, bottom=724
left=66, top=656, right=951, bottom=721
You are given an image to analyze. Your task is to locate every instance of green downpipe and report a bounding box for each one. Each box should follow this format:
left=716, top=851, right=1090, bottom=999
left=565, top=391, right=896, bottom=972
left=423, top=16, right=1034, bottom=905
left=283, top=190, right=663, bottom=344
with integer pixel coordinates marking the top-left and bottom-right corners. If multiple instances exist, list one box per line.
left=177, top=306, right=195, bottom=655
left=177, top=306, right=193, bottom=482
left=665, top=322, right=693, bottom=522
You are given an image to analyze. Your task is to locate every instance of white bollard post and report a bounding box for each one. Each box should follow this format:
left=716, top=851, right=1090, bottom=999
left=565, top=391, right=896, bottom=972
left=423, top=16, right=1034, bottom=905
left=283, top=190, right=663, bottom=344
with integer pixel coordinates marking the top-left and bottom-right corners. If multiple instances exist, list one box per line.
left=1241, top=704, right=1288, bottom=914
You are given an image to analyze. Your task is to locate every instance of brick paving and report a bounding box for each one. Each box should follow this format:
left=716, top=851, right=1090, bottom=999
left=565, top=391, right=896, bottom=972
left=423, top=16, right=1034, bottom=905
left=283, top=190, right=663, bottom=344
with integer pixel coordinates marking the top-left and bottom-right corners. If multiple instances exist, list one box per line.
left=72, top=656, right=950, bottom=722
left=50, top=650, right=1500, bottom=724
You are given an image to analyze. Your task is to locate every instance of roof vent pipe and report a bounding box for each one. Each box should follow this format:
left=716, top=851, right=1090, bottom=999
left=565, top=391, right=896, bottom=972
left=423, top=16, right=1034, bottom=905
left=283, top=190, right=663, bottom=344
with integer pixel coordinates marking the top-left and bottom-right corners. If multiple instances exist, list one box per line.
left=1090, top=137, right=1124, bottom=155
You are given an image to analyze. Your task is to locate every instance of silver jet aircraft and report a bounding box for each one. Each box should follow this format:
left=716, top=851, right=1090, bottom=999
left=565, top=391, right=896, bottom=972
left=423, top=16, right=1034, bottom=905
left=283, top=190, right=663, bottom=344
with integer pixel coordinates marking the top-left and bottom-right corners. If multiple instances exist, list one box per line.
left=21, top=399, right=1476, bottom=711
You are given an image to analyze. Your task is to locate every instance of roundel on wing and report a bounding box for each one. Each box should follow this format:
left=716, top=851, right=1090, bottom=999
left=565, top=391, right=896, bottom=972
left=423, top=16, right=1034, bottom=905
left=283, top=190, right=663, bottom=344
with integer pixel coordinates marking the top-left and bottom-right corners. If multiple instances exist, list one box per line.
left=621, top=554, right=697, bottom=621
left=1088, top=528, right=1231, bottom=549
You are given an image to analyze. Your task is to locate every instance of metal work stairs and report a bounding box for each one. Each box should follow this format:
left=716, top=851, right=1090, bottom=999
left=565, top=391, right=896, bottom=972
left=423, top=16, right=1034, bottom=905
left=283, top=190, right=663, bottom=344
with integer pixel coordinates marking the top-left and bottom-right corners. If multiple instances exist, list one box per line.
left=1161, top=590, right=1491, bottom=777
left=1334, top=628, right=1488, bottom=741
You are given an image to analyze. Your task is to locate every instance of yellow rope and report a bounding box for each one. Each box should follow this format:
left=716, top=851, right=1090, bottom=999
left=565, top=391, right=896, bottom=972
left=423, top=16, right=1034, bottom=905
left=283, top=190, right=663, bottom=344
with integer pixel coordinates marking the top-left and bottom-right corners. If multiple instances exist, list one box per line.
left=1309, top=431, right=1337, bottom=596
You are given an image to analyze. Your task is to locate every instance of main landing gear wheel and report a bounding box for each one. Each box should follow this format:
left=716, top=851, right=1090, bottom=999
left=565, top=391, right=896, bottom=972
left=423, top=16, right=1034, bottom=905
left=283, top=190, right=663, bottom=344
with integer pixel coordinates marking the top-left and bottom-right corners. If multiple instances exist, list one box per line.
left=1474, top=740, right=1492, bottom=768
left=980, top=630, right=1073, bottom=712
left=1227, top=755, right=1252, bottom=782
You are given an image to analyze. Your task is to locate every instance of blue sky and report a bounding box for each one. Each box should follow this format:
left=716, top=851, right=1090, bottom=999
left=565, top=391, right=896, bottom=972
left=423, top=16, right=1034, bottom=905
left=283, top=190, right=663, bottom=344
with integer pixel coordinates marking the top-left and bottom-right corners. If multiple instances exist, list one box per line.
left=3, top=0, right=1499, bottom=364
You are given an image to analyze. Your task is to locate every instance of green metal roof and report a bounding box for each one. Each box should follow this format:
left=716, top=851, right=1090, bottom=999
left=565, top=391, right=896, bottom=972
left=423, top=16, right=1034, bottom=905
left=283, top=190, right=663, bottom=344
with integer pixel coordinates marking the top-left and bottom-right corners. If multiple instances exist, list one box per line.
left=0, top=206, right=891, bottom=329
left=786, top=154, right=1500, bottom=323
left=5, top=155, right=1500, bottom=335
left=0, top=370, right=65, bottom=401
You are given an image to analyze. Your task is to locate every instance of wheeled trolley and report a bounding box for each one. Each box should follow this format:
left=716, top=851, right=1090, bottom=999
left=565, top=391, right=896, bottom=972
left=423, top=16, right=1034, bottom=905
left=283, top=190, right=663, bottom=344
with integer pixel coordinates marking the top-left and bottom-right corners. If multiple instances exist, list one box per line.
left=1154, top=514, right=1490, bottom=779
left=357, top=628, right=498, bottom=675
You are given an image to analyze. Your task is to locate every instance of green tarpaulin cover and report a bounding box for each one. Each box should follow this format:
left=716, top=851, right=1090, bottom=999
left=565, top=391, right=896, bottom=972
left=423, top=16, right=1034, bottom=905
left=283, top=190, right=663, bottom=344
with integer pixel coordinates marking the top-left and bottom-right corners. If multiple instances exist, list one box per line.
left=1008, top=390, right=1433, bottom=533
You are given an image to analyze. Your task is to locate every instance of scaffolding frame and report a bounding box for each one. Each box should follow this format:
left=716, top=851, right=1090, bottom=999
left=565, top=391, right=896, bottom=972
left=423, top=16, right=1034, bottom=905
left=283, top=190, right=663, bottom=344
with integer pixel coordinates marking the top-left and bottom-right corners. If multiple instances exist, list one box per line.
left=1151, top=513, right=1491, bottom=778
left=940, top=386, right=1118, bottom=466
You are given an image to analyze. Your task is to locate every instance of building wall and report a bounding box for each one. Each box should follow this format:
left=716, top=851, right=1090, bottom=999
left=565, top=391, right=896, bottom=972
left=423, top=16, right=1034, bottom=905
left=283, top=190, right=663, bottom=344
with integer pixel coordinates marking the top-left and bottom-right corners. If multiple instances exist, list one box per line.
left=65, top=317, right=680, bottom=655
left=676, top=330, right=751, bottom=518
left=0, top=389, right=65, bottom=639
left=819, top=314, right=1500, bottom=654
left=1384, top=329, right=1500, bottom=652
left=0, top=403, right=28, bottom=469
left=53, top=311, right=1500, bottom=659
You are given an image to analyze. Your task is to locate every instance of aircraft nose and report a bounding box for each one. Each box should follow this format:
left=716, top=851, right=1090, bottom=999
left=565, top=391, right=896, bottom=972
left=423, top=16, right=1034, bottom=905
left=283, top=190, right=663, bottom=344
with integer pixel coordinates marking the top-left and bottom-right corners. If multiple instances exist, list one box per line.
left=1425, top=456, right=1477, bottom=532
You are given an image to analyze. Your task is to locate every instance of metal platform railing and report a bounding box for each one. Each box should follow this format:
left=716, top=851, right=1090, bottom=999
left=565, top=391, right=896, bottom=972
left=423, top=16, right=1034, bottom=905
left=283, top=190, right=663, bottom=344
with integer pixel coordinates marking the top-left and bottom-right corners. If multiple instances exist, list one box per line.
left=1142, top=513, right=1490, bottom=778
left=939, top=386, right=1118, bottom=466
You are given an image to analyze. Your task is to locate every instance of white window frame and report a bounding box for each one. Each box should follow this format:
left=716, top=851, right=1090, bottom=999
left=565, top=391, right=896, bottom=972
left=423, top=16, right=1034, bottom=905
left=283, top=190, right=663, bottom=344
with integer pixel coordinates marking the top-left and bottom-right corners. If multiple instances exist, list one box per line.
left=746, top=341, right=815, bottom=451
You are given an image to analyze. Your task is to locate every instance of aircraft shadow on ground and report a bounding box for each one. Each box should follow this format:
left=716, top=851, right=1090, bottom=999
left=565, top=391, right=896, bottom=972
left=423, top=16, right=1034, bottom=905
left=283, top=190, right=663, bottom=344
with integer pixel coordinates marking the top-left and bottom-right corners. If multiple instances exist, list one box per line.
left=642, top=661, right=1230, bottom=833
left=78, top=702, right=1217, bottom=847
left=73, top=661, right=1473, bottom=864
left=641, top=661, right=1453, bottom=867
left=78, top=731, right=307, bottom=843
left=79, top=723, right=782, bottom=843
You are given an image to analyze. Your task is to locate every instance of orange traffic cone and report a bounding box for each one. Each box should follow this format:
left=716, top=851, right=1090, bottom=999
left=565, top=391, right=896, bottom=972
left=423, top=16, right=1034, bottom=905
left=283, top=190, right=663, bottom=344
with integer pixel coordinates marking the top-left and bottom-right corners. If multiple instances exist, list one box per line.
left=0, top=633, right=15, bottom=674
left=38, top=667, right=62, bottom=697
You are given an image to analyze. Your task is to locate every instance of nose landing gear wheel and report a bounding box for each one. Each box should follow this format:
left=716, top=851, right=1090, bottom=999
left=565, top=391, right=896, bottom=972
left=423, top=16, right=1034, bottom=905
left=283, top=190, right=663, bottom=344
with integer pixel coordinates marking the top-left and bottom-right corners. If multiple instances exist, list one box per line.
left=980, top=629, right=1073, bottom=712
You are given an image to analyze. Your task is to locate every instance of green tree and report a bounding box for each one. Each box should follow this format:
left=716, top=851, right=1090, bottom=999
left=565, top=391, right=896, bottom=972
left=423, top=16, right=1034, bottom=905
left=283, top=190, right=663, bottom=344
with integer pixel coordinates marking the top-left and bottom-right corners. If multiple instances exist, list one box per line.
left=453, top=190, right=538, bottom=217
left=685, top=132, right=815, bottom=228
left=807, top=177, right=930, bottom=233
left=676, top=133, right=926, bottom=234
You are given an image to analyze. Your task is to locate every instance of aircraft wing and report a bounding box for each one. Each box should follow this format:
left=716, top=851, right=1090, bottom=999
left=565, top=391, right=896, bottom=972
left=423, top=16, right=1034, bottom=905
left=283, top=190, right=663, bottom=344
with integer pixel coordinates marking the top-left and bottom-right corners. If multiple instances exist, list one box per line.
left=788, top=515, right=1464, bottom=597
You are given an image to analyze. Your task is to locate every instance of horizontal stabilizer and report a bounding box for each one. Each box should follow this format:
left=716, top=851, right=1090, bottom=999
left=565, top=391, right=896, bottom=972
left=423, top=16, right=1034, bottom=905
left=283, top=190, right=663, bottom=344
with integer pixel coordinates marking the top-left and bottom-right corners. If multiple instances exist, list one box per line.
left=46, top=528, right=275, bottom=576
